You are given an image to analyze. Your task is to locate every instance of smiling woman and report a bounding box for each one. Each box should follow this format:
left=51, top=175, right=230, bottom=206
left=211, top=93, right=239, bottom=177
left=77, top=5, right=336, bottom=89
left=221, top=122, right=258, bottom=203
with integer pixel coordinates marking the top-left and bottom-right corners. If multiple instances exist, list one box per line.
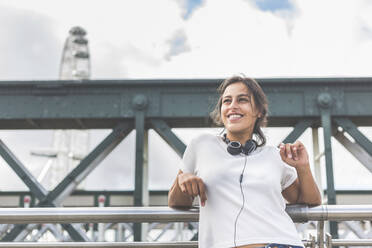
left=168, top=75, right=321, bottom=248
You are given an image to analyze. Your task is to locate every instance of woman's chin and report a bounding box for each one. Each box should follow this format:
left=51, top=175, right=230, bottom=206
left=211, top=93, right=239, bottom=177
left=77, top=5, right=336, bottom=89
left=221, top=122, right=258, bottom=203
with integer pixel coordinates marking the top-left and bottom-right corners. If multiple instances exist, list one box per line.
left=226, top=127, right=245, bottom=134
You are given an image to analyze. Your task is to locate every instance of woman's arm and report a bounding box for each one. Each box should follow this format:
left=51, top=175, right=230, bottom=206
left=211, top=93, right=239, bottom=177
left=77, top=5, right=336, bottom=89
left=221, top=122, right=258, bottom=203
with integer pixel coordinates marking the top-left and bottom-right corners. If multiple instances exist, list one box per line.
left=280, top=141, right=322, bottom=206
left=168, top=170, right=207, bottom=208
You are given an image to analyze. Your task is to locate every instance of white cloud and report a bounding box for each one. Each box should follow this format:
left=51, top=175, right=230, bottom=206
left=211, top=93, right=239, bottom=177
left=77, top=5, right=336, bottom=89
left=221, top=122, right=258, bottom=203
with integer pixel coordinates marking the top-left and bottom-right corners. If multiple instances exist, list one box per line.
left=0, top=0, right=186, bottom=79
left=151, top=0, right=372, bottom=78
left=1, top=0, right=372, bottom=79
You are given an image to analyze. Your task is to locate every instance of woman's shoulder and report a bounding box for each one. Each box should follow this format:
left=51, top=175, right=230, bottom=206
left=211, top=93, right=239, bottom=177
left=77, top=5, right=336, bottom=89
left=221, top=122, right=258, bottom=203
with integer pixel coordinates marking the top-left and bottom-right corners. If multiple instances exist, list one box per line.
left=256, top=144, right=280, bottom=157
left=262, top=144, right=279, bottom=152
left=258, top=145, right=292, bottom=168
left=190, top=132, right=219, bottom=144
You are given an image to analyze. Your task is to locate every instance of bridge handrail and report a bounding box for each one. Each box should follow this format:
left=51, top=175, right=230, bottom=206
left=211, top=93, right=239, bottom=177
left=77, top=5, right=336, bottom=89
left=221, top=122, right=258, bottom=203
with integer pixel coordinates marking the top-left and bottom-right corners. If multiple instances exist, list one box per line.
left=0, top=205, right=372, bottom=247
left=0, top=205, right=371, bottom=224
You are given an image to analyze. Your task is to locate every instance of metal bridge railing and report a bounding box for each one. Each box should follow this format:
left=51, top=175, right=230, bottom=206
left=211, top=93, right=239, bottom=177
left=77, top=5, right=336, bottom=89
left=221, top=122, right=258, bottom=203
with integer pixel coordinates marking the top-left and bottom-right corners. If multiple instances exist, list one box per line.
left=0, top=205, right=371, bottom=247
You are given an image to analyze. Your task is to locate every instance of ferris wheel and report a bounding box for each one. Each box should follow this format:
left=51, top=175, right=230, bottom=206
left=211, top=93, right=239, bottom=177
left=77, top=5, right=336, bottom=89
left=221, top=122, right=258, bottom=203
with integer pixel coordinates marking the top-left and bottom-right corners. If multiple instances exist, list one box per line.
left=34, top=27, right=91, bottom=191
left=59, top=26, right=91, bottom=80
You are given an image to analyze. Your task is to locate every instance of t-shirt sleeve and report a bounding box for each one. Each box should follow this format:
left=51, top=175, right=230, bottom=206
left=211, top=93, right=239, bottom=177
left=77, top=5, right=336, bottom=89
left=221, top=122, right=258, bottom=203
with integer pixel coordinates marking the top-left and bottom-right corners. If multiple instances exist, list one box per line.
left=179, top=138, right=197, bottom=174
left=280, top=161, right=298, bottom=191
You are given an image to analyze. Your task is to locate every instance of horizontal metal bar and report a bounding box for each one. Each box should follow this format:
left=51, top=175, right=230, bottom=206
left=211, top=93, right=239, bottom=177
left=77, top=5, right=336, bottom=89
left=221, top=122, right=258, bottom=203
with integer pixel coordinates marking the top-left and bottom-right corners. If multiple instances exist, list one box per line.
left=0, top=242, right=198, bottom=247
left=0, top=207, right=199, bottom=224
left=286, top=205, right=372, bottom=222
left=0, top=205, right=371, bottom=224
left=332, top=239, right=372, bottom=246
left=1, top=77, right=372, bottom=87
left=3, top=189, right=372, bottom=197
left=0, top=240, right=372, bottom=247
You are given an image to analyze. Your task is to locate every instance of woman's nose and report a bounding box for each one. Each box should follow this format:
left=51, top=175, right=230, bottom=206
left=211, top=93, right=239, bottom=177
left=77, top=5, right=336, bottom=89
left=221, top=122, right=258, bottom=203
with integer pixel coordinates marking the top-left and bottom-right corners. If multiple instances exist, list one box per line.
left=230, top=98, right=239, bottom=109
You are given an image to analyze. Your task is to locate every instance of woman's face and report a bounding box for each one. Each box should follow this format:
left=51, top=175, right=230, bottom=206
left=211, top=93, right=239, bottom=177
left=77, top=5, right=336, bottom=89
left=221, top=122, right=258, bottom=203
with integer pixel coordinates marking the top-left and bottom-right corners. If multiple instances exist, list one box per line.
left=220, top=82, right=259, bottom=136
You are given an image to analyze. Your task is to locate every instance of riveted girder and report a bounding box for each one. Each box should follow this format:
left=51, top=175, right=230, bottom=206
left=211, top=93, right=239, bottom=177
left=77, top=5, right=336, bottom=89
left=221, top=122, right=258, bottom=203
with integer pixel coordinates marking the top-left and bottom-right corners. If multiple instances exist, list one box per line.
left=1, top=78, right=372, bottom=129
left=0, top=123, right=133, bottom=241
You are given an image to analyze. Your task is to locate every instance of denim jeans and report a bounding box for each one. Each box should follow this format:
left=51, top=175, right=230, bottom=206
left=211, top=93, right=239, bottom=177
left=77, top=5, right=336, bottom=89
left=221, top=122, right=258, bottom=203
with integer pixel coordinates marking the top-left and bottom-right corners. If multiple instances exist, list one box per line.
left=262, top=243, right=303, bottom=248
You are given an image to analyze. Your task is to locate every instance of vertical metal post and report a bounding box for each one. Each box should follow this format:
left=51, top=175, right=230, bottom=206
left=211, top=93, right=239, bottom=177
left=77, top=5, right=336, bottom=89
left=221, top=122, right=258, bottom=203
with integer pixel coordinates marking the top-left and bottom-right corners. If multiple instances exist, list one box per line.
left=312, top=128, right=323, bottom=199
left=175, top=222, right=184, bottom=241
left=325, top=233, right=332, bottom=248
left=117, top=223, right=123, bottom=242
left=132, top=94, right=148, bottom=242
left=141, top=130, right=149, bottom=241
left=318, top=93, right=338, bottom=238
left=317, top=221, right=325, bottom=248
left=98, top=195, right=106, bottom=241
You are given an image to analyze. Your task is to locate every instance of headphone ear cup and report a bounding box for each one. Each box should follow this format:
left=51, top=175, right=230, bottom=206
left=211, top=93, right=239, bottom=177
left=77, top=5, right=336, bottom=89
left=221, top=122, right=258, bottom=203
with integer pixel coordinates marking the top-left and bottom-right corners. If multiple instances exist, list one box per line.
left=242, top=140, right=257, bottom=155
left=227, top=141, right=242, bottom=155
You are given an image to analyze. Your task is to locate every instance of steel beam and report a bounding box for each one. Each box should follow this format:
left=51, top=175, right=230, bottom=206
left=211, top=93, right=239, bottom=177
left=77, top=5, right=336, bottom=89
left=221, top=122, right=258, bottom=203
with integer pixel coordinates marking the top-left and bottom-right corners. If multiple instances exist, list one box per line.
left=317, top=92, right=338, bottom=238
left=150, top=119, right=186, bottom=157
left=0, top=141, right=87, bottom=242
left=333, top=129, right=372, bottom=173
left=134, top=111, right=146, bottom=207
left=131, top=94, right=150, bottom=241
left=0, top=140, right=48, bottom=200
left=280, top=119, right=314, bottom=144
left=2, top=123, right=133, bottom=241
left=334, top=118, right=372, bottom=157
left=134, top=110, right=146, bottom=241
left=320, top=109, right=339, bottom=238
left=40, top=122, right=133, bottom=206
left=1, top=78, right=372, bottom=129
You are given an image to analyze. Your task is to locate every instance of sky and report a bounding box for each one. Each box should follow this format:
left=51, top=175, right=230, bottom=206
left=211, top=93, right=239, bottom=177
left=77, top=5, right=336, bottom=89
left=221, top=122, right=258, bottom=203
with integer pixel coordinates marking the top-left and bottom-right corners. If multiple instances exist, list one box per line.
left=1, top=0, right=372, bottom=80
left=0, top=0, right=372, bottom=192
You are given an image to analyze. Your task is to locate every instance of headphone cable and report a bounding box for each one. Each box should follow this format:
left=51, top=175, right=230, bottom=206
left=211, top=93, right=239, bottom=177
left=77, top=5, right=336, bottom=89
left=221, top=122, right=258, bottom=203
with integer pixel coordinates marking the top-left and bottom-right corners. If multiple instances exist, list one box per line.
left=234, top=154, right=248, bottom=248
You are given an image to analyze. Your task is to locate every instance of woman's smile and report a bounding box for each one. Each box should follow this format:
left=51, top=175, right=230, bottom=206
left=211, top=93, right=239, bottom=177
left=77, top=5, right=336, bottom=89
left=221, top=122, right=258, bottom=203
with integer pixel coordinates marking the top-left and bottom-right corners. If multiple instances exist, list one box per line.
left=228, top=113, right=244, bottom=122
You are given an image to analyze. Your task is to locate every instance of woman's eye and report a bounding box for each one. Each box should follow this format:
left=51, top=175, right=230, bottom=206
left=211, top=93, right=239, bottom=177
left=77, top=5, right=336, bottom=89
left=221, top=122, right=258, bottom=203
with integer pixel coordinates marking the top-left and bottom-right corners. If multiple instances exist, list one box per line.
left=223, top=99, right=231, bottom=103
left=239, top=98, right=249, bottom=102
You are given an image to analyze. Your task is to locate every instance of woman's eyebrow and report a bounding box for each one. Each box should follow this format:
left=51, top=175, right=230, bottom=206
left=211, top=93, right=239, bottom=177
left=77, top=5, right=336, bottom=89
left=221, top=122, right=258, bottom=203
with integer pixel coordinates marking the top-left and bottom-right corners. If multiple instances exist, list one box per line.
left=223, top=94, right=250, bottom=98
left=238, top=94, right=250, bottom=97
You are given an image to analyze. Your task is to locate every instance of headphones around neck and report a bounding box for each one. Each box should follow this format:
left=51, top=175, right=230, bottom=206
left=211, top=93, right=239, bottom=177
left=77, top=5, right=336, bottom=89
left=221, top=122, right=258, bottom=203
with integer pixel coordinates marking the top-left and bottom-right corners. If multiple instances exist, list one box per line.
left=222, top=133, right=257, bottom=156
left=222, top=133, right=258, bottom=247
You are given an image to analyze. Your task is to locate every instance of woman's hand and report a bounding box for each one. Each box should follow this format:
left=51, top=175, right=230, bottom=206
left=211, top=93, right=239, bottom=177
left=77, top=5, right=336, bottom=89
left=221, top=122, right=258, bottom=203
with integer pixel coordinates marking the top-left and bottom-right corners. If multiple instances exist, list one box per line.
left=178, top=172, right=207, bottom=206
left=279, top=141, right=322, bottom=206
left=279, top=141, right=309, bottom=170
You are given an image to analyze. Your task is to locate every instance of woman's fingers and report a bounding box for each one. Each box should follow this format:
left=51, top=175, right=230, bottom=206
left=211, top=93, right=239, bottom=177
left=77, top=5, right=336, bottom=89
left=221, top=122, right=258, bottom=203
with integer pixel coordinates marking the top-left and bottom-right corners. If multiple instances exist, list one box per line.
left=179, top=180, right=186, bottom=193
left=279, top=143, right=286, bottom=159
left=185, top=183, right=193, bottom=196
left=191, top=181, right=199, bottom=197
left=285, top=143, right=292, bottom=159
left=291, top=145, right=298, bottom=161
left=280, top=142, right=297, bottom=161
left=198, top=180, right=207, bottom=206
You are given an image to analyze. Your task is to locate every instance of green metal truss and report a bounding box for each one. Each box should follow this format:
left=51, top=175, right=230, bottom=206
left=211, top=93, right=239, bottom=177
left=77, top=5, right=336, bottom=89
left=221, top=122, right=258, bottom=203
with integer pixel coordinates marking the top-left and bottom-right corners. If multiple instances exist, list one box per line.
left=1, top=77, right=372, bottom=240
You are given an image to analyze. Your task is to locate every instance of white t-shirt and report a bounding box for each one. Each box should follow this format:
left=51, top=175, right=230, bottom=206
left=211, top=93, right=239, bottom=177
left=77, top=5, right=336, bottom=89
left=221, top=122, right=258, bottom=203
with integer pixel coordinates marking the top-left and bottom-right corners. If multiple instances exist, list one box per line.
left=180, top=133, right=304, bottom=248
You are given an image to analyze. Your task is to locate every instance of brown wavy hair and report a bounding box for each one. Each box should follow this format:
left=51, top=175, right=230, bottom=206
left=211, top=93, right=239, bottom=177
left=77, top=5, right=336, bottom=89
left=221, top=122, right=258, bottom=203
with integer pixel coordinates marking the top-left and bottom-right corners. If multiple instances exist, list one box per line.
left=210, top=75, right=268, bottom=147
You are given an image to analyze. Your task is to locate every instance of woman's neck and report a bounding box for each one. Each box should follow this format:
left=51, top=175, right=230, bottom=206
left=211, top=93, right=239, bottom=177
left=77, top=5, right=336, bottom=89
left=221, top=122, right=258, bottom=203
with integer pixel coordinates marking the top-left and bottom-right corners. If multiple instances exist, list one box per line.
left=226, top=131, right=253, bottom=145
